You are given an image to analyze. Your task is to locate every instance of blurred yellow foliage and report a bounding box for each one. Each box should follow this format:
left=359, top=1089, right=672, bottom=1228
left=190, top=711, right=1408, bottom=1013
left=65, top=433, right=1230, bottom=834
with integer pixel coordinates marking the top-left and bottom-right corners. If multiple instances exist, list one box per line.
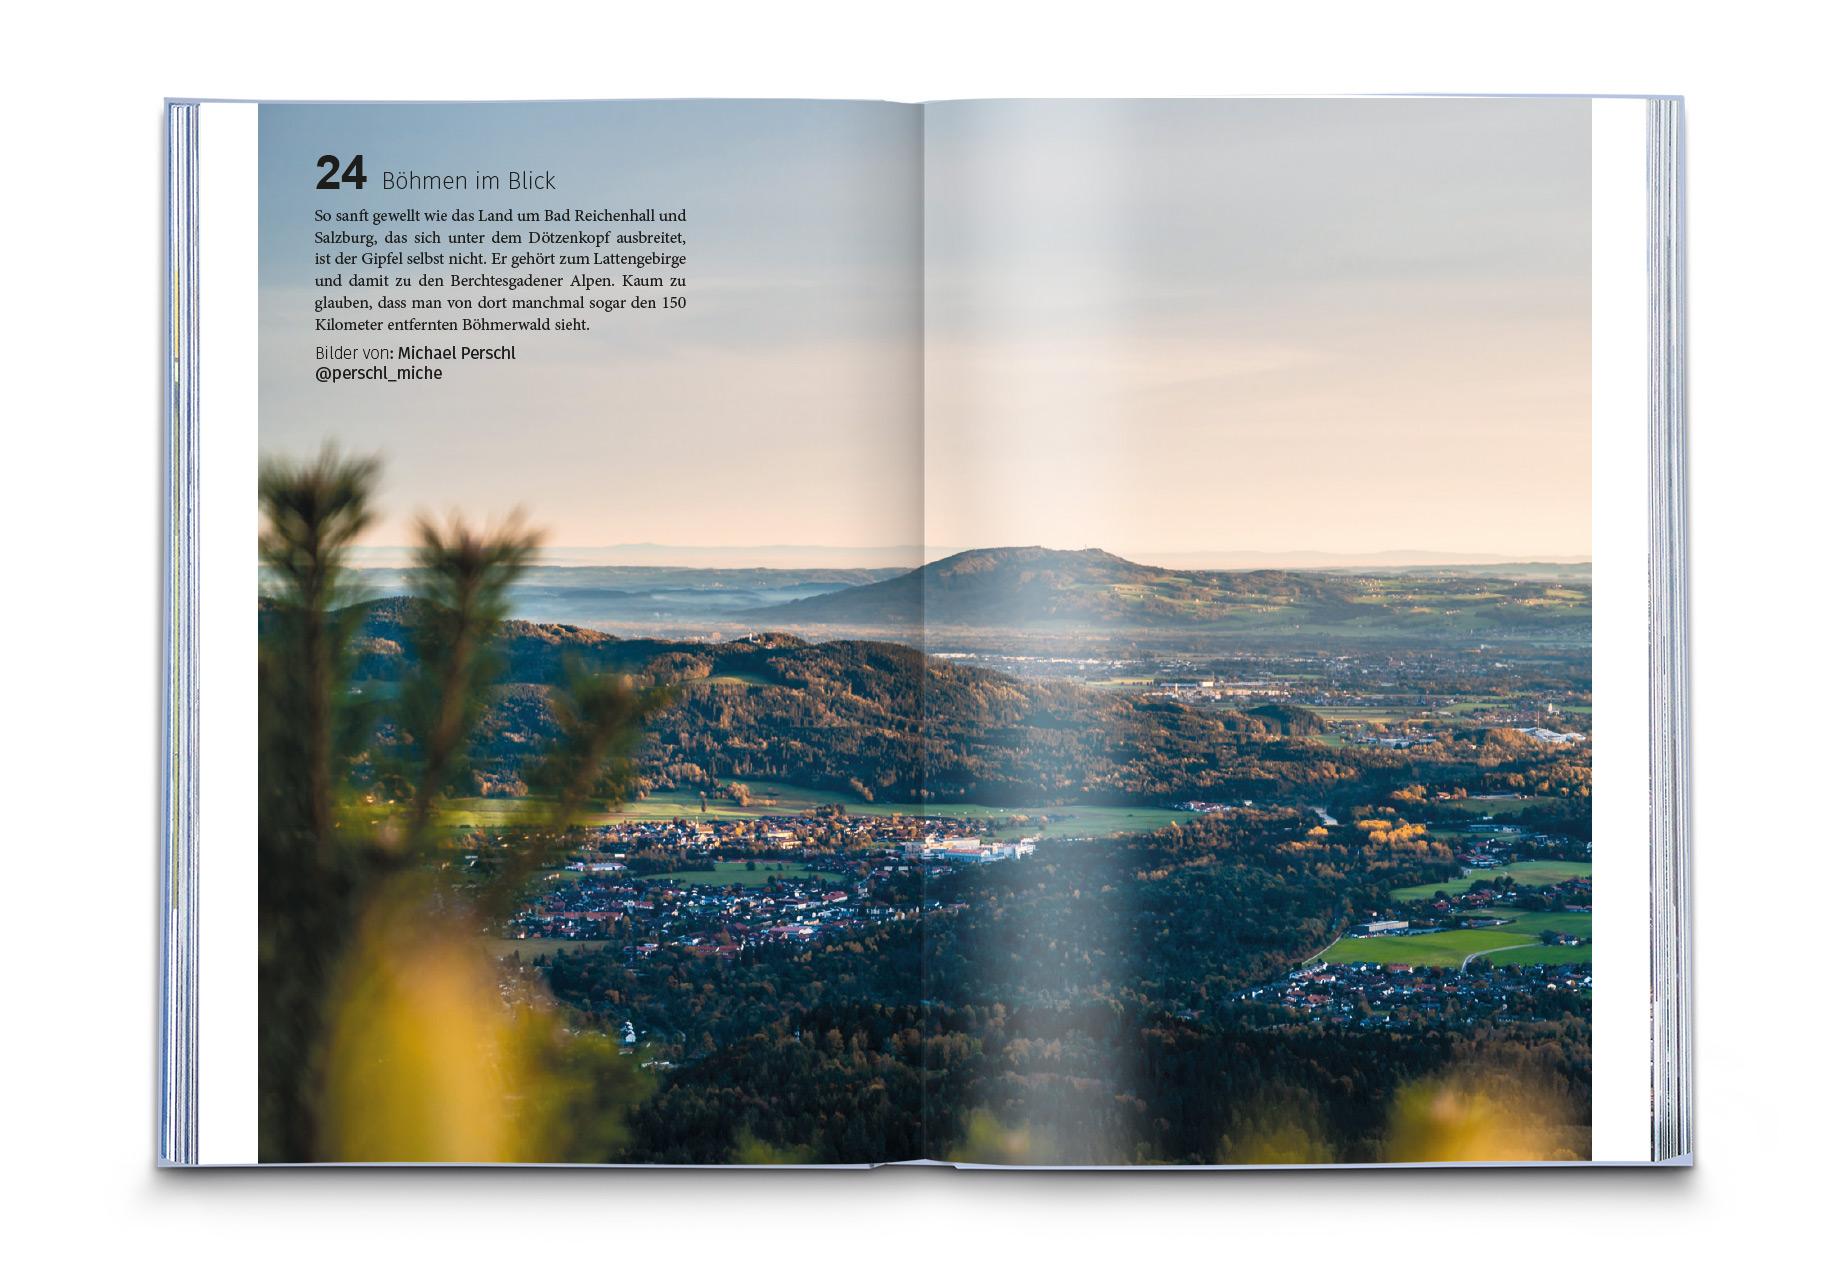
left=318, top=888, right=537, bottom=1162
left=1384, top=1067, right=1583, bottom=1162
left=316, top=882, right=647, bottom=1164
left=949, top=1109, right=1051, bottom=1165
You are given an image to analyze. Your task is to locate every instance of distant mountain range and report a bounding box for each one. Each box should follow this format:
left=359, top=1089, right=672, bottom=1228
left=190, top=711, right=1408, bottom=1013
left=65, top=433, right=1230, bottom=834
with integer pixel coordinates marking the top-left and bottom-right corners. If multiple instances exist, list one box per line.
left=348, top=543, right=1590, bottom=573
left=309, top=546, right=1590, bottom=642
left=348, top=543, right=928, bottom=571
left=340, top=563, right=901, bottom=627
left=748, top=546, right=1590, bottom=640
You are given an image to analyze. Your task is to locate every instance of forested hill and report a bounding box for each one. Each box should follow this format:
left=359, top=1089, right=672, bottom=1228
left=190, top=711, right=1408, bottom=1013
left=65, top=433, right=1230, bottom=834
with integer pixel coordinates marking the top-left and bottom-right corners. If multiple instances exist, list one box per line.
left=748, top=546, right=1591, bottom=639
left=261, top=596, right=1388, bottom=805
left=746, top=546, right=1312, bottom=626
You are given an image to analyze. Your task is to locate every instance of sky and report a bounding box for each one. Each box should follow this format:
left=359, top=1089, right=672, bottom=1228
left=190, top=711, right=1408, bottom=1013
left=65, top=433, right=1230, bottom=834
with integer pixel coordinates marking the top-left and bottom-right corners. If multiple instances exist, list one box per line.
left=261, top=98, right=1590, bottom=567
left=924, top=98, right=1591, bottom=563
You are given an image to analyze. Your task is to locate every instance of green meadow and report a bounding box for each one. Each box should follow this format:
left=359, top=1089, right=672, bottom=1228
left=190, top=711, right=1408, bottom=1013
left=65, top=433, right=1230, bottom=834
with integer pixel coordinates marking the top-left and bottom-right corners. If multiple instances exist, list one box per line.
left=1321, top=909, right=1590, bottom=969
left=1479, top=943, right=1592, bottom=967
left=1322, top=929, right=1534, bottom=968
left=1468, top=909, right=1593, bottom=937
left=661, top=861, right=848, bottom=887
left=428, top=784, right=1186, bottom=840
left=1433, top=795, right=1539, bottom=816
left=857, top=801, right=1189, bottom=840
left=1389, top=859, right=1591, bottom=902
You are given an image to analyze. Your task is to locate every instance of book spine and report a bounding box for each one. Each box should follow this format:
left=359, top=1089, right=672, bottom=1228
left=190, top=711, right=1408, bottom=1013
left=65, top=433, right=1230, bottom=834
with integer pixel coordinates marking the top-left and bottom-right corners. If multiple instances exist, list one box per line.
left=1647, top=96, right=1692, bottom=1165
left=160, top=100, right=201, bottom=1167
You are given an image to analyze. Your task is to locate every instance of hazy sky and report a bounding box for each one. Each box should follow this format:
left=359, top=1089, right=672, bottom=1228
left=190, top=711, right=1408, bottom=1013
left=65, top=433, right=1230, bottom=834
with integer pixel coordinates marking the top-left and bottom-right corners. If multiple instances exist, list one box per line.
left=261, top=98, right=1589, bottom=565
left=925, top=98, right=1591, bottom=562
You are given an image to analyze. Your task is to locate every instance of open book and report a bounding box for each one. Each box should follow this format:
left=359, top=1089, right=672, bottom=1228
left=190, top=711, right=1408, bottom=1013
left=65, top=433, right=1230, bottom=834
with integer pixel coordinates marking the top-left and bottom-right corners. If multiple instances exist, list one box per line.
left=162, top=96, right=1689, bottom=1167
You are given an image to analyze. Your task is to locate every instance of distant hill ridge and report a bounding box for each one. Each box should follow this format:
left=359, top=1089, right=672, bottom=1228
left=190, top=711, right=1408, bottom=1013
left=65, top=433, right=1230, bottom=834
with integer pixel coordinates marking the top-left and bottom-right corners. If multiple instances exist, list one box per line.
left=743, top=545, right=1591, bottom=639
left=261, top=538, right=1589, bottom=656
left=750, top=545, right=1351, bottom=627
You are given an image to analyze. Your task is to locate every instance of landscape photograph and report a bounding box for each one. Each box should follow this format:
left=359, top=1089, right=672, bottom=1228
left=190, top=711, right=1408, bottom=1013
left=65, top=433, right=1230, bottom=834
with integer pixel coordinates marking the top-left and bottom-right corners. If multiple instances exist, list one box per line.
left=256, top=97, right=1593, bottom=1164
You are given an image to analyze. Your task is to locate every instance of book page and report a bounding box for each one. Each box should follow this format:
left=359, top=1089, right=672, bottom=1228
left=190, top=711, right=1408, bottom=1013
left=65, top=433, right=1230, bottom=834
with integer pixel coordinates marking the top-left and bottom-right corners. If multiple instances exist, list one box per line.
left=247, top=100, right=925, bottom=1163
left=915, top=98, right=1605, bottom=1164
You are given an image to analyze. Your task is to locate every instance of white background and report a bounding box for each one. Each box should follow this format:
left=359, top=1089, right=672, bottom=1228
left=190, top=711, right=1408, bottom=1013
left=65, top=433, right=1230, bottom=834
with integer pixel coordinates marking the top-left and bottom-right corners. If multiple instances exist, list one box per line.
left=5, top=1, right=1823, bottom=1280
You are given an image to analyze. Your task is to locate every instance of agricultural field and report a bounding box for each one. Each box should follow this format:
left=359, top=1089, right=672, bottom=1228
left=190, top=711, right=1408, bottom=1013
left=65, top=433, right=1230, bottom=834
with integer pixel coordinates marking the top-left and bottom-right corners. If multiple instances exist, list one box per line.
left=429, top=784, right=853, bottom=827
left=1433, top=795, right=1540, bottom=816
left=1479, top=943, right=1592, bottom=967
left=413, top=797, right=642, bottom=828
left=1315, top=706, right=1429, bottom=725
left=427, top=785, right=1189, bottom=839
left=616, top=784, right=857, bottom=821
left=1321, top=909, right=1591, bottom=969
left=1321, top=928, right=1537, bottom=968
left=1389, top=859, right=1591, bottom=902
left=856, top=801, right=1190, bottom=839
left=660, top=861, right=848, bottom=887
left=1440, top=698, right=1514, bottom=716
left=1468, top=909, right=1593, bottom=937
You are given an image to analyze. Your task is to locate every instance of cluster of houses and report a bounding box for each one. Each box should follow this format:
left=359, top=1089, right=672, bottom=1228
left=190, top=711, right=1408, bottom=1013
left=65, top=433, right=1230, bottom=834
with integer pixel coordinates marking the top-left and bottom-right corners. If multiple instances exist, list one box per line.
left=1239, top=959, right=1593, bottom=1028
left=1517, top=726, right=1588, bottom=745
left=560, top=809, right=947, bottom=863
left=899, top=835, right=1037, bottom=865
left=1176, top=800, right=1241, bottom=816
left=559, top=812, right=1034, bottom=871
left=1151, top=678, right=1292, bottom=703
left=1350, top=731, right=1439, bottom=750
left=1413, top=874, right=1592, bottom=923
left=508, top=814, right=1041, bottom=961
left=505, top=868, right=898, bottom=956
